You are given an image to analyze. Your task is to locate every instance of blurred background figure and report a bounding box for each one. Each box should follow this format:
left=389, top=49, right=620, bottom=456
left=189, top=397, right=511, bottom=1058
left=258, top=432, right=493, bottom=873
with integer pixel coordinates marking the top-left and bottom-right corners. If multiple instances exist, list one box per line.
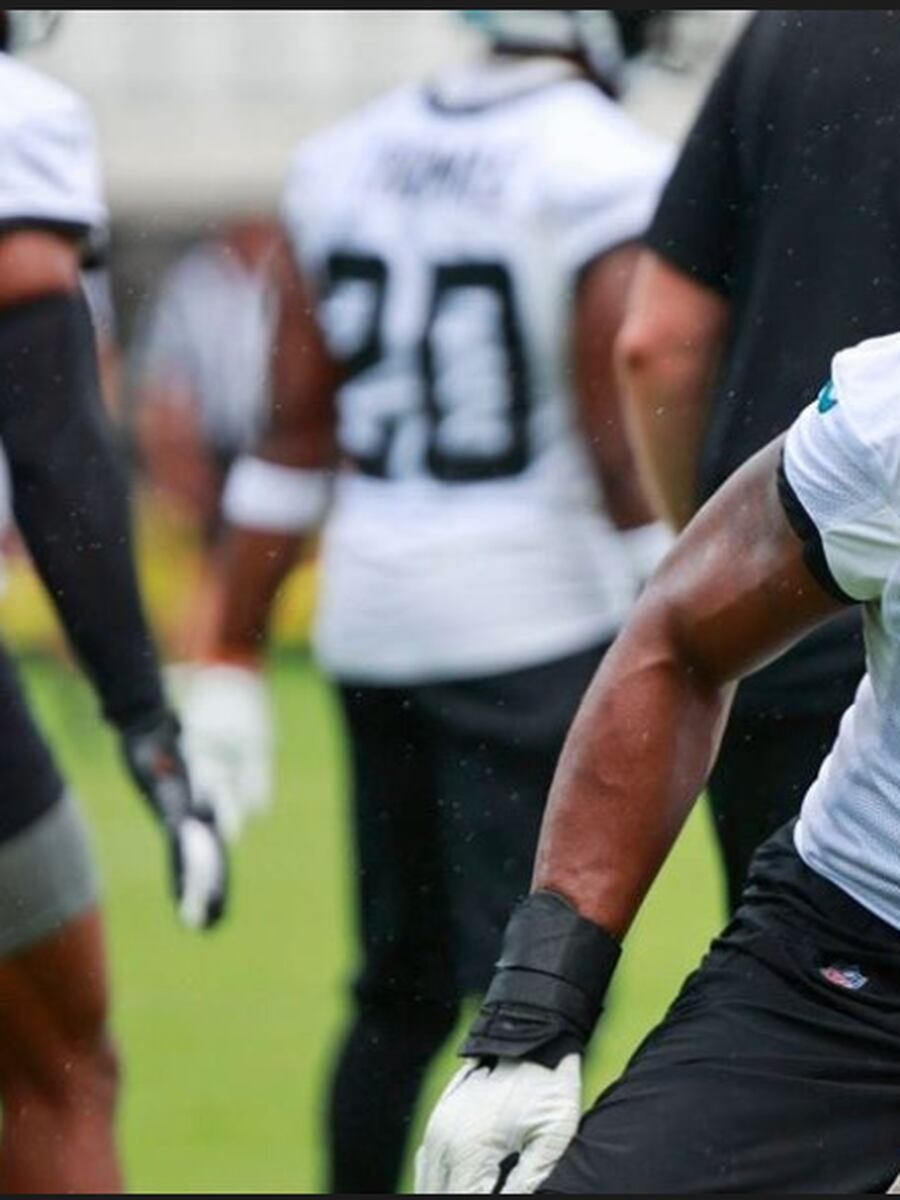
left=131, top=217, right=278, bottom=655
left=185, top=9, right=677, bottom=1192
left=618, top=10, right=900, bottom=911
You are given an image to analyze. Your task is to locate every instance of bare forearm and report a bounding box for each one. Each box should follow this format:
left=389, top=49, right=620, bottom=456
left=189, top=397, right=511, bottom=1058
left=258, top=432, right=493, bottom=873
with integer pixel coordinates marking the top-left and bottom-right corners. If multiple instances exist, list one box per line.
left=533, top=442, right=845, bottom=938
left=624, top=362, right=710, bottom=531
left=533, top=624, right=733, bottom=936
left=575, top=244, right=657, bottom=532
left=616, top=255, right=730, bottom=532
left=211, top=527, right=307, bottom=663
left=208, top=239, right=339, bottom=664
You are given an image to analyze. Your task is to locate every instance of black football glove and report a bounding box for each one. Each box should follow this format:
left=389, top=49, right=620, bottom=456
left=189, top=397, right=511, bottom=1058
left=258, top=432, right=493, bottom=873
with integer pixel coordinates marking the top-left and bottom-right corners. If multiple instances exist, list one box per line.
left=121, top=710, right=229, bottom=930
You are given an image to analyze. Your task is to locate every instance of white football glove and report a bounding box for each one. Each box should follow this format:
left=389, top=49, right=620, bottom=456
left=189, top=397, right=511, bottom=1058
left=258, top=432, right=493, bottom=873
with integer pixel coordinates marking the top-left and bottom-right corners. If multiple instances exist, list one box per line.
left=415, top=1055, right=581, bottom=1195
left=167, top=662, right=274, bottom=843
left=174, top=815, right=229, bottom=930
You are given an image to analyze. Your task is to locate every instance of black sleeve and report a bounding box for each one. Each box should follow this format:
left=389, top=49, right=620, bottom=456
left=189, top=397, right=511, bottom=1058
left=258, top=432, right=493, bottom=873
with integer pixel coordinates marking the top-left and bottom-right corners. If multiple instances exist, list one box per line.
left=645, top=20, right=756, bottom=296
left=0, top=291, right=165, bottom=728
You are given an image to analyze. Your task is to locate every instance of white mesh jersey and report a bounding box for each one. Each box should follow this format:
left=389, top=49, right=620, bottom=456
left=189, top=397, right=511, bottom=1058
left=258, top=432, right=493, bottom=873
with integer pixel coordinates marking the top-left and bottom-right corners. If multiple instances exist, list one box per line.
left=281, top=59, right=672, bottom=683
left=0, top=52, right=106, bottom=235
left=783, top=331, right=900, bottom=930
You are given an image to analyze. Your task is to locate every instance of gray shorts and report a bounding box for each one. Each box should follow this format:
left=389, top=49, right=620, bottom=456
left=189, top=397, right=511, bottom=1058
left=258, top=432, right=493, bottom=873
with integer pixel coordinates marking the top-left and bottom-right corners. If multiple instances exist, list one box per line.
left=0, top=792, right=99, bottom=958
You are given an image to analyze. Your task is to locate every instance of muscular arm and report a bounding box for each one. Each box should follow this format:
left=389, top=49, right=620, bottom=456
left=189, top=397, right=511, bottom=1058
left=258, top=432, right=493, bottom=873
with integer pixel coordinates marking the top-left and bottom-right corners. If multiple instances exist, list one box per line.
left=615, top=252, right=730, bottom=531
left=573, top=243, right=656, bottom=531
left=0, top=230, right=164, bottom=725
left=533, top=438, right=846, bottom=936
left=209, top=234, right=339, bottom=663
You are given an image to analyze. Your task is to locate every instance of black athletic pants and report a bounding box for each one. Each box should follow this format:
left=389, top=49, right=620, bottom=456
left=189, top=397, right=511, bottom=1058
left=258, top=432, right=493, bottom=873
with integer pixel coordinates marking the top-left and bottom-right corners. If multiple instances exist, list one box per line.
left=707, top=708, right=844, bottom=912
left=327, top=642, right=606, bottom=1195
left=545, top=825, right=900, bottom=1194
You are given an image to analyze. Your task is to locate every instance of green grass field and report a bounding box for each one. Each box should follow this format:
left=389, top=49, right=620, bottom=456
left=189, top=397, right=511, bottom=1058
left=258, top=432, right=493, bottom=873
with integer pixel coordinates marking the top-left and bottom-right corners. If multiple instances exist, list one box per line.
left=20, top=649, right=725, bottom=1194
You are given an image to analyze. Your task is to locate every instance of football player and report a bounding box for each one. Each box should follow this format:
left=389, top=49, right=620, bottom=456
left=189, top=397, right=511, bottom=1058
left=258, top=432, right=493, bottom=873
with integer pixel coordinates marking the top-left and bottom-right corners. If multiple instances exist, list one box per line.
left=418, top=332, right=900, bottom=1193
left=184, top=9, right=671, bottom=1192
left=0, top=11, right=228, bottom=1191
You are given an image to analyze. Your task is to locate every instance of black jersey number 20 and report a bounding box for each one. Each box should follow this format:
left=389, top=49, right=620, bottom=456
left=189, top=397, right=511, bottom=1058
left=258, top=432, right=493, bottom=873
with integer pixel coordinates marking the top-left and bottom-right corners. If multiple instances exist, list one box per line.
left=325, top=251, right=532, bottom=482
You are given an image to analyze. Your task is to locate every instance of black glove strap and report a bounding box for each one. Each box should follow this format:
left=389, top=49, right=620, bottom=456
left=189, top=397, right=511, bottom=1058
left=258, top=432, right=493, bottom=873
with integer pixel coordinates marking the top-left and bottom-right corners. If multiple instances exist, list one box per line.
left=463, top=892, right=620, bottom=1063
left=121, top=709, right=193, bottom=828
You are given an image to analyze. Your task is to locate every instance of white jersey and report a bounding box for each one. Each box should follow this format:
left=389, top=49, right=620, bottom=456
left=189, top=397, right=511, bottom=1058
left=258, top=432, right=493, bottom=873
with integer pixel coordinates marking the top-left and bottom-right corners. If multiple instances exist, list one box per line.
left=0, top=52, right=106, bottom=236
left=281, top=59, right=671, bottom=683
left=783, top=332, right=900, bottom=930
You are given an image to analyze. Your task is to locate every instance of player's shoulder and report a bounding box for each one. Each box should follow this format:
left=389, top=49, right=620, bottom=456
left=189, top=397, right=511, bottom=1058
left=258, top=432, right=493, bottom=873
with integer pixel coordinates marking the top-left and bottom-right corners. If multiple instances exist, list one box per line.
left=829, top=333, right=900, bottom=463
left=286, top=83, right=419, bottom=184
left=0, top=52, right=92, bottom=143
left=538, top=80, right=669, bottom=161
left=533, top=79, right=672, bottom=195
left=787, top=331, right=900, bottom=508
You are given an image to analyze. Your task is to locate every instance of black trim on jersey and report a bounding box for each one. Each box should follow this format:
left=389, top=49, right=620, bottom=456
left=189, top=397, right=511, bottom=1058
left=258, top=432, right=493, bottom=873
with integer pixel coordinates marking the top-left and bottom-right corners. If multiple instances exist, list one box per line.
left=776, top=451, right=856, bottom=606
left=0, top=217, right=93, bottom=241
left=0, top=220, right=108, bottom=274
left=423, top=74, right=581, bottom=117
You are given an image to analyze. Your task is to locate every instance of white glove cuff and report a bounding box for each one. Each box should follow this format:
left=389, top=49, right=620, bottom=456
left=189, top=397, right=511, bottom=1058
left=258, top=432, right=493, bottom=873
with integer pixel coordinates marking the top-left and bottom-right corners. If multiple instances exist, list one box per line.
left=223, top=456, right=332, bottom=534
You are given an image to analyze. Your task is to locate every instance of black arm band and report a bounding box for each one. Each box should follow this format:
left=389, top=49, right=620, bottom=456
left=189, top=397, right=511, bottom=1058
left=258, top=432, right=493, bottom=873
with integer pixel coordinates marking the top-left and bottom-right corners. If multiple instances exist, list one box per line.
left=463, top=892, right=621, bottom=1064
left=776, top=451, right=855, bottom=605
left=0, top=292, right=165, bottom=727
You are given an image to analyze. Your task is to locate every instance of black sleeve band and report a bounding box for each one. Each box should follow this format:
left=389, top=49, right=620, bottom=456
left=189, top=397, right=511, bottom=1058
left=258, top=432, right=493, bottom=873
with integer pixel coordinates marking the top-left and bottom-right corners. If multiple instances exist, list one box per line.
left=776, top=451, right=856, bottom=605
left=0, top=291, right=165, bottom=727
left=0, top=217, right=93, bottom=244
left=462, top=892, right=621, bottom=1064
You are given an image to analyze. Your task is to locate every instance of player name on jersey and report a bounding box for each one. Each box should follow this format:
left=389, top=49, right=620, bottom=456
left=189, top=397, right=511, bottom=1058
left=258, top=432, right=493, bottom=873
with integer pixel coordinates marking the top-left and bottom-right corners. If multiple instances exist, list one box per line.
left=371, top=143, right=512, bottom=204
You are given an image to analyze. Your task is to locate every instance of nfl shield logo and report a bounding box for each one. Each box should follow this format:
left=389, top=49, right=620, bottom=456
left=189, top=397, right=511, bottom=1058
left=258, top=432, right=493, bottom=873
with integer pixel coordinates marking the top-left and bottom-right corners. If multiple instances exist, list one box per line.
left=820, top=964, right=869, bottom=991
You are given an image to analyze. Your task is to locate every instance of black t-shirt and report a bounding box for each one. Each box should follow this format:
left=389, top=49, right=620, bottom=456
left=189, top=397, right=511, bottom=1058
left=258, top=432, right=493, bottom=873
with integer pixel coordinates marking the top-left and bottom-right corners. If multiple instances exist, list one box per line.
left=646, top=10, right=900, bottom=717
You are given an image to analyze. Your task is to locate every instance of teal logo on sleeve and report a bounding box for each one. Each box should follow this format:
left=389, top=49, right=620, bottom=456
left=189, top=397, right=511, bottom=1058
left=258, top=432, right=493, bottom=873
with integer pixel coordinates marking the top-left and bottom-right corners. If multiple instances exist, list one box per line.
left=817, top=381, right=838, bottom=413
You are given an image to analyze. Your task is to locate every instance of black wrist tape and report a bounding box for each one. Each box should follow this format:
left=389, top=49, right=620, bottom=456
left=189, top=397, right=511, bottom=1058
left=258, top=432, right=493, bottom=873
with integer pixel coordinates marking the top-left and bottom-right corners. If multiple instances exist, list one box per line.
left=463, top=892, right=620, bottom=1062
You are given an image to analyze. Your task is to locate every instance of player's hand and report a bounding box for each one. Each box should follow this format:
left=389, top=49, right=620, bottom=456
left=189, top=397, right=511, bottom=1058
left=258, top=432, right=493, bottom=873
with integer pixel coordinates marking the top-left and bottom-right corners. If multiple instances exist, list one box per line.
left=121, top=709, right=229, bottom=930
left=167, top=662, right=273, bottom=843
left=415, top=1055, right=581, bottom=1195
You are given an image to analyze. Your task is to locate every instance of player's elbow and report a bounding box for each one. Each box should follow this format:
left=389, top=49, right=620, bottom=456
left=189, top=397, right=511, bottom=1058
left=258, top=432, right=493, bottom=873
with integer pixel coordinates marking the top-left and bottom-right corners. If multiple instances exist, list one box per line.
left=615, top=315, right=656, bottom=382
left=632, top=579, right=733, bottom=701
left=615, top=313, right=685, bottom=402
